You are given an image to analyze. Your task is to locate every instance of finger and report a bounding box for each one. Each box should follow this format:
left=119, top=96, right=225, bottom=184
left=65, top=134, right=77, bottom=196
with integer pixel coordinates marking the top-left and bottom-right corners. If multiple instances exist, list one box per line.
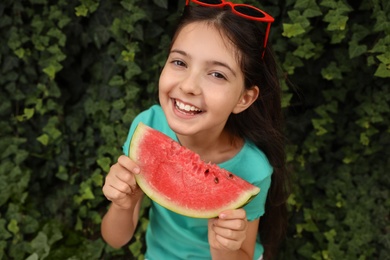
left=103, top=182, right=128, bottom=201
left=208, top=219, right=245, bottom=252
left=111, top=180, right=134, bottom=195
left=104, top=178, right=140, bottom=200
left=110, top=163, right=138, bottom=187
left=218, top=208, right=246, bottom=220
left=116, top=170, right=137, bottom=187
left=214, top=218, right=247, bottom=231
left=128, top=184, right=139, bottom=195
left=117, top=155, right=140, bottom=174
left=214, top=231, right=242, bottom=251
left=212, top=224, right=236, bottom=238
left=104, top=165, right=135, bottom=194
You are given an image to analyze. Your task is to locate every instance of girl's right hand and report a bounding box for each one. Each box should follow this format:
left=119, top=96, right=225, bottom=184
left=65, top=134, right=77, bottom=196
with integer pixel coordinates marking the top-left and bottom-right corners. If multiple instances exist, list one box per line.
left=102, top=155, right=143, bottom=209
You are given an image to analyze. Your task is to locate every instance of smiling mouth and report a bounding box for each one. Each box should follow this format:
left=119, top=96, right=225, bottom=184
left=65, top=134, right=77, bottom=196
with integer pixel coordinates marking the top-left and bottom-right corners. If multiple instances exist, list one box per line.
left=174, top=99, right=203, bottom=114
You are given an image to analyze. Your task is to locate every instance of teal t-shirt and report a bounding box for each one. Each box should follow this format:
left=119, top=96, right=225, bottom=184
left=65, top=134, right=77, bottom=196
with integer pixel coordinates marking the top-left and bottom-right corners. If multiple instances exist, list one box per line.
left=123, top=105, right=272, bottom=260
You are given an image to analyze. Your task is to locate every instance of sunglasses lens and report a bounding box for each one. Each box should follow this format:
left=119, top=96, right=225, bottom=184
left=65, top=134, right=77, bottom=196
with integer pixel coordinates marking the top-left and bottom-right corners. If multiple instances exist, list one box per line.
left=234, top=6, right=265, bottom=18
left=196, top=0, right=223, bottom=4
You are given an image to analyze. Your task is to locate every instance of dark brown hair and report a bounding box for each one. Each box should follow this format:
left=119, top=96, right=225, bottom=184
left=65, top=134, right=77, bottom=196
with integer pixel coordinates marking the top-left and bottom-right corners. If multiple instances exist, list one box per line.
left=172, top=5, right=291, bottom=259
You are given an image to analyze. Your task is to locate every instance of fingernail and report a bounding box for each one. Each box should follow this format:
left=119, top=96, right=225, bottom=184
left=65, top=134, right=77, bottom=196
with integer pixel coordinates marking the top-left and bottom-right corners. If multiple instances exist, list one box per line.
left=219, top=213, right=226, bottom=219
left=133, top=167, right=140, bottom=174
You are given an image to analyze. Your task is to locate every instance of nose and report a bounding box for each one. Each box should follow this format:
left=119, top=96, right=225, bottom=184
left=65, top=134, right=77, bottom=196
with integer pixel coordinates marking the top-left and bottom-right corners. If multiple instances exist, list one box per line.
left=179, top=72, right=202, bottom=96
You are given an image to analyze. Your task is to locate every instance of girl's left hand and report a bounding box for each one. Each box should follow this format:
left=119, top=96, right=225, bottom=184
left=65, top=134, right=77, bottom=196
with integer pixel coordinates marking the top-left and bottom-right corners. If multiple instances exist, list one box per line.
left=208, top=208, right=248, bottom=251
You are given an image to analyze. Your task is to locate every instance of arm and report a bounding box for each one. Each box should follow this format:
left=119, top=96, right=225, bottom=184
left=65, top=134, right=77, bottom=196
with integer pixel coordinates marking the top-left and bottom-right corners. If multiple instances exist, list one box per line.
left=208, top=209, right=260, bottom=260
left=101, top=155, right=144, bottom=248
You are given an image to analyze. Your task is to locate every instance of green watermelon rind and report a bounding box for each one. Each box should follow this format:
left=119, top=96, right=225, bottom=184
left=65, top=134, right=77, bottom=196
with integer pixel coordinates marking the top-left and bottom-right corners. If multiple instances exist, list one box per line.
left=129, top=122, right=260, bottom=219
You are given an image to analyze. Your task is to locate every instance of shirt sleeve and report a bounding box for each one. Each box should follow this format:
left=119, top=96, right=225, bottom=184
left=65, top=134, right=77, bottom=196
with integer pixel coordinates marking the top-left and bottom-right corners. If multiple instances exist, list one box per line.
left=122, top=105, right=162, bottom=156
left=230, top=142, right=273, bottom=222
left=244, top=174, right=271, bottom=221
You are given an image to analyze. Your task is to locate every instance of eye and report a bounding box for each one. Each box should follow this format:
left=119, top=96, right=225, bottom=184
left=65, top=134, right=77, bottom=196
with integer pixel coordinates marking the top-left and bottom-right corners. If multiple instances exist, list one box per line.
left=210, top=72, right=227, bottom=80
left=172, top=60, right=187, bottom=67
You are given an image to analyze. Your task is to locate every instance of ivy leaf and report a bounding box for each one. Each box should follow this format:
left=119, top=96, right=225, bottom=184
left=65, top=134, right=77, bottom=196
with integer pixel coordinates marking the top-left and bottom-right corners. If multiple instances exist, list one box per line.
left=348, top=41, right=367, bottom=59
left=374, top=53, right=390, bottom=78
left=42, top=222, right=63, bottom=246
left=312, top=119, right=328, bottom=135
left=75, top=5, right=88, bottom=17
left=294, top=0, right=322, bottom=18
left=293, top=38, right=316, bottom=59
left=0, top=219, right=12, bottom=240
left=324, top=11, right=349, bottom=31
left=360, top=133, right=370, bottom=146
left=55, top=165, right=68, bottom=181
left=109, top=75, right=125, bottom=87
left=373, top=10, right=390, bottom=32
left=0, top=15, right=12, bottom=28
left=25, top=253, right=39, bottom=260
left=370, top=35, right=390, bottom=53
left=320, top=0, right=337, bottom=8
left=282, top=23, right=306, bottom=38
left=16, top=108, right=35, bottom=122
left=97, top=157, right=111, bottom=173
left=153, top=0, right=168, bottom=9
left=74, top=183, right=95, bottom=205
left=374, top=63, right=390, bottom=78
left=7, top=219, right=19, bottom=235
left=283, top=52, right=304, bottom=74
left=91, top=169, right=104, bottom=187
left=351, top=24, right=370, bottom=42
left=47, top=29, right=66, bottom=47
left=120, top=0, right=134, bottom=11
left=75, top=0, right=99, bottom=17
left=7, top=28, right=22, bottom=51
left=303, top=8, right=322, bottom=18
left=377, top=53, right=390, bottom=64
left=14, top=48, right=25, bottom=59
left=121, top=50, right=135, bottom=62
left=112, top=99, right=125, bottom=110
left=29, top=232, right=50, bottom=259
left=36, top=133, right=49, bottom=146
left=321, top=62, right=342, bottom=80
left=42, top=117, right=62, bottom=141
left=287, top=10, right=311, bottom=28
left=43, top=63, right=63, bottom=80
left=324, top=229, right=337, bottom=243
left=282, top=93, right=293, bottom=108
left=321, top=0, right=352, bottom=12
left=58, top=16, right=71, bottom=29
left=125, top=62, right=142, bottom=79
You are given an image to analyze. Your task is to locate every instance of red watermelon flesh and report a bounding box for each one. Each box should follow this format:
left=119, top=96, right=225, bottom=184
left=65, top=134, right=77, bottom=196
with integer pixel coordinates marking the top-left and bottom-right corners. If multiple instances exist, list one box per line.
left=129, top=122, right=260, bottom=218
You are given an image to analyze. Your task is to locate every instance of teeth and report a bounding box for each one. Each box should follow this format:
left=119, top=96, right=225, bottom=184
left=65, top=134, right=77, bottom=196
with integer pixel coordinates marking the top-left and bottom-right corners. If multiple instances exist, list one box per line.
left=176, top=100, right=201, bottom=112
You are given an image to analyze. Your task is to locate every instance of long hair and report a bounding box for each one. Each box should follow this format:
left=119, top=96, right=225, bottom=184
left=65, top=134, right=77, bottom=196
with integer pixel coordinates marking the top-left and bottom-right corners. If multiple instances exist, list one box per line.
left=172, top=5, right=291, bottom=259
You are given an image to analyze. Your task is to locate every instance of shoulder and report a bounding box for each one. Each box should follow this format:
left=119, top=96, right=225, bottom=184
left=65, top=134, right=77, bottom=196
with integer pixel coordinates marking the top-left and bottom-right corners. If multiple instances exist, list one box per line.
left=133, top=104, right=165, bottom=125
left=122, top=105, right=176, bottom=155
left=239, top=141, right=273, bottom=220
left=222, top=139, right=273, bottom=183
left=243, top=141, right=273, bottom=178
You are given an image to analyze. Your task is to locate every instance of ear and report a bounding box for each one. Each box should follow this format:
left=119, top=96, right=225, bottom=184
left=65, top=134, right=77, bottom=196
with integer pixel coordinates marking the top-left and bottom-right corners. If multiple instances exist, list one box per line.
left=232, top=86, right=259, bottom=114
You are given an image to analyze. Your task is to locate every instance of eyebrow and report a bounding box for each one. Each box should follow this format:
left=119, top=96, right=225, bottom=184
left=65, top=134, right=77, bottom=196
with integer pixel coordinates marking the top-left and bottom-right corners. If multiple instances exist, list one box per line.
left=170, top=49, right=237, bottom=77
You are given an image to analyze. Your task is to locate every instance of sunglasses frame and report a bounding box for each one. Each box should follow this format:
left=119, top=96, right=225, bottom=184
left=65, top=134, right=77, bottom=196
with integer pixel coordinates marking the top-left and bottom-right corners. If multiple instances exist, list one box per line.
left=185, top=0, right=274, bottom=57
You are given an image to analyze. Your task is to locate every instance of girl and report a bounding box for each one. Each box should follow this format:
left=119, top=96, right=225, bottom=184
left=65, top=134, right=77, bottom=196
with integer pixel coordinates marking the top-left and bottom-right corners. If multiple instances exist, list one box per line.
left=101, top=1, right=290, bottom=259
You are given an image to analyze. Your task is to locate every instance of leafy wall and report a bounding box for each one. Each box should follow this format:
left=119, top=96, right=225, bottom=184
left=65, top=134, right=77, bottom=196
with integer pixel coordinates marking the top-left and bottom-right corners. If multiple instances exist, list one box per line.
left=0, top=0, right=388, bottom=259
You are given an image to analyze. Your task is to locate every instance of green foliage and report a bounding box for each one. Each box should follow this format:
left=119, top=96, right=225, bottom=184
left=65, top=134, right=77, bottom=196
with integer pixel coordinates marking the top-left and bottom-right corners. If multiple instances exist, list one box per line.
left=0, top=0, right=388, bottom=259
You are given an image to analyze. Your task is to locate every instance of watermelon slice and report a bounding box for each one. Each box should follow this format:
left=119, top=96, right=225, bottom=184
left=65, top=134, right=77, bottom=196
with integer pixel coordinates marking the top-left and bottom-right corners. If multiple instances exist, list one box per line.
left=129, top=122, right=260, bottom=218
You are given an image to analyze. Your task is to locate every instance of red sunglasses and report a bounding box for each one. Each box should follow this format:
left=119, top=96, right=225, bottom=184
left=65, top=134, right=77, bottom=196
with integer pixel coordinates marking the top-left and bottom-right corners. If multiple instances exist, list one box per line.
left=185, top=0, right=274, bottom=57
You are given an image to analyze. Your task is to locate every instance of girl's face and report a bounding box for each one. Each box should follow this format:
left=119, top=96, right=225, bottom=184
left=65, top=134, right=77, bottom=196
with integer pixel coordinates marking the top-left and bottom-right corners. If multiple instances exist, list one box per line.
left=159, top=21, right=257, bottom=138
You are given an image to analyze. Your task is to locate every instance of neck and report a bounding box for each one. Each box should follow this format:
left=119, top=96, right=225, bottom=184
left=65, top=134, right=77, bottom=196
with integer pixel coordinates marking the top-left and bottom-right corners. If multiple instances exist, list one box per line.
left=176, top=129, right=243, bottom=164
